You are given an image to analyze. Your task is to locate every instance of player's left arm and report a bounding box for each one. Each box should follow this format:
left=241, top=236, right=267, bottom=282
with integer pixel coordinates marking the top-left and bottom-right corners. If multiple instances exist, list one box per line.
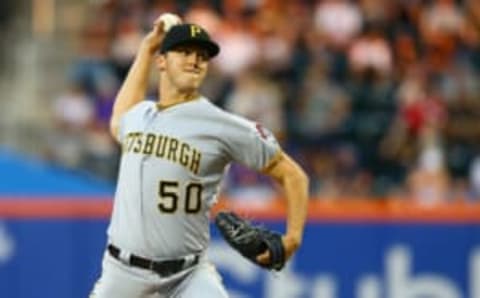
left=259, top=151, right=309, bottom=263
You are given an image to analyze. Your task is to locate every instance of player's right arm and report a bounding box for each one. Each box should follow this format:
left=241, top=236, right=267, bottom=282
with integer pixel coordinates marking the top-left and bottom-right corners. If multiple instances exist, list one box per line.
left=259, top=151, right=309, bottom=262
left=109, top=15, right=179, bottom=141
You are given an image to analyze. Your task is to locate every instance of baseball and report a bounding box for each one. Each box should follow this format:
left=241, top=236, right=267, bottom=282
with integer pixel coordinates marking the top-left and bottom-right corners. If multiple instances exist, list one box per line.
left=159, top=13, right=182, bottom=32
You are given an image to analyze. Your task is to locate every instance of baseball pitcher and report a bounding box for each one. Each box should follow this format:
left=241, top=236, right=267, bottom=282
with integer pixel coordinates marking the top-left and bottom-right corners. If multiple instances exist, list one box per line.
left=89, top=13, right=309, bottom=298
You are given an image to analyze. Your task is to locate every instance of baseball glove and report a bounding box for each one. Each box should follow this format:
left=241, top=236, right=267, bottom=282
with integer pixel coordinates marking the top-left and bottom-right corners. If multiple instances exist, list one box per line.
left=214, top=211, right=286, bottom=271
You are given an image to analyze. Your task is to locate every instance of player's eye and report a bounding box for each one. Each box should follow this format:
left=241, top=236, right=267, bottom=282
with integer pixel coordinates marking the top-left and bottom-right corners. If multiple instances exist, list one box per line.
left=198, top=51, right=209, bottom=61
left=177, top=48, right=209, bottom=61
left=173, top=46, right=188, bottom=55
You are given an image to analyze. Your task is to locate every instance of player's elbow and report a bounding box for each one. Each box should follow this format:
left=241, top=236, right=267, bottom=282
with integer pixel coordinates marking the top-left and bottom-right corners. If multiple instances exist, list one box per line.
left=290, top=167, right=309, bottom=189
left=282, top=158, right=308, bottom=184
left=300, top=168, right=309, bottom=185
left=267, top=153, right=309, bottom=188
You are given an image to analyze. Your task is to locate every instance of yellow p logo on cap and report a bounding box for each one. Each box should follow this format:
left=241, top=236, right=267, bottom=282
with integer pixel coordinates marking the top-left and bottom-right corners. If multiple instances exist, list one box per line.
left=190, top=25, right=202, bottom=37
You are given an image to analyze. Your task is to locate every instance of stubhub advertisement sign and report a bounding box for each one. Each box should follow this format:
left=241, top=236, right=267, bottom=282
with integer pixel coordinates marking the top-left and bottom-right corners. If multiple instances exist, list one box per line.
left=209, top=223, right=480, bottom=298
left=0, top=220, right=479, bottom=298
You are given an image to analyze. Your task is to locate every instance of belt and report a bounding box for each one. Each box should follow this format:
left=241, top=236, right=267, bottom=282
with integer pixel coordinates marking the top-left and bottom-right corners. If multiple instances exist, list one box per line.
left=107, top=244, right=199, bottom=277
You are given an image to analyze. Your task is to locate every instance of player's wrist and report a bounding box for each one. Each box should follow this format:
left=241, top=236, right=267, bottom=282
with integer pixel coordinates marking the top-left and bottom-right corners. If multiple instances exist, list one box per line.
left=283, top=233, right=302, bottom=249
left=139, top=38, right=161, bottom=56
left=139, top=13, right=181, bottom=55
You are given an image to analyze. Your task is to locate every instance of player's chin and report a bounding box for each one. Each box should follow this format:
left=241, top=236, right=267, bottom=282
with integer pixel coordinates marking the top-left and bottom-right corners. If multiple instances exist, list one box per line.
left=178, top=84, right=200, bottom=94
left=185, top=72, right=205, bottom=84
left=179, top=80, right=202, bottom=92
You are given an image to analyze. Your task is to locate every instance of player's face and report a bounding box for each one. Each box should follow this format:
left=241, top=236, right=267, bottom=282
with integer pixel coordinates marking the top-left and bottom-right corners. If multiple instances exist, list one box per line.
left=161, top=44, right=210, bottom=92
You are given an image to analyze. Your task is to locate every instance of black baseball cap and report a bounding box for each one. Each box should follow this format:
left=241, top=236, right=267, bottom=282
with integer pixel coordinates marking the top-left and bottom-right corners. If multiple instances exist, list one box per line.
left=160, top=23, right=220, bottom=58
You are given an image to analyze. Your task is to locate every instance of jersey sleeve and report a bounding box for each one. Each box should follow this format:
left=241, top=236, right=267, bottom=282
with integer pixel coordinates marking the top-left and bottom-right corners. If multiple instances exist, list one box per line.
left=117, top=101, right=154, bottom=142
left=224, top=118, right=281, bottom=171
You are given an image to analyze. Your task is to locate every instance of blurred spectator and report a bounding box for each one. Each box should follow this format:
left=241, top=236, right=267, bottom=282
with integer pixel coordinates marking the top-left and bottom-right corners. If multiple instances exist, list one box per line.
left=184, top=0, right=222, bottom=35
left=335, top=144, right=373, bottom=197
left=213, top=14, right=260, bottom=77
left=469, top=156, right=480, bottom=200
left=87, top=60, right=119, bottom=180
left=308, top=145, right=371, bottom=199
left=392, top=31, right=419, bottom=78
left=83, top=126, right=119, bottom=181
left=92, top=76, right=117, bottom=129
left=399, top=80, right=447, bottom=139
left=145, top=0, right=178, bottom=25
left=36, top=0, right=480, bottom=199
left=420, top=0, right=464, bottom=40
left=309, top=150, right=340, bottom=198
left=292, top=64, right=351, bottom=144
left=459, top=15, right=480, bottom=72
left=380, top=68, right=447, bottom=166
left=70, top=20, right=118, bottom=96
left=223, top=163, right=277, bottom=203
left=450, top=178, right=471, bottom=201
left=225, top=70, right=285, bottom=138
left=52, top=84, right=95, bottom=131
left=47, top=84, right=94, bottom=168
left=110, top=17, right=143, bottom=79
left=406, top=144, right=450, bottom=205
left=257, top=20, right=295, bottom=76
left=420, top=0, right=464, bottom=75
left=359, top=0, right=392, bottom=25
left=313, top=0, right=362, bottom=49
left=348, top=23, right=393, bottom=79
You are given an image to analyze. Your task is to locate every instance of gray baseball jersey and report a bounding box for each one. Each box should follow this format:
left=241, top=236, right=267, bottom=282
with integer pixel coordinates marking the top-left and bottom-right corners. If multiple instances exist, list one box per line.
left=107, top=97, right=280, bottom=260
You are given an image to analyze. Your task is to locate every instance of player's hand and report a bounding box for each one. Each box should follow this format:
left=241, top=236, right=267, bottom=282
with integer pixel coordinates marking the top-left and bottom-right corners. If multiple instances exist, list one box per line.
left=141, top=13, right=182, bottom=54
left=256, top=235, right=301, bottom=265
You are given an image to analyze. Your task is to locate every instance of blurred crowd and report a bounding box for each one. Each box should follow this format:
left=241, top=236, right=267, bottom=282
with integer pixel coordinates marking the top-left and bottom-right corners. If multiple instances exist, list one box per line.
left=47, top=0, right=480, bottom=203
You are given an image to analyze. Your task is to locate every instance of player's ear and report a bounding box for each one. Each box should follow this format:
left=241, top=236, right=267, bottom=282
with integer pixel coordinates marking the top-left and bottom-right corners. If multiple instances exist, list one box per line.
left=155, top=54, right=166, bottom=71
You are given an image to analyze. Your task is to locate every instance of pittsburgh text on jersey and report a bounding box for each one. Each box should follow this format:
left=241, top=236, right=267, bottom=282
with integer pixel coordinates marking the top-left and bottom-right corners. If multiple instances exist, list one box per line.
left=123, top=132, right=202, bottom=174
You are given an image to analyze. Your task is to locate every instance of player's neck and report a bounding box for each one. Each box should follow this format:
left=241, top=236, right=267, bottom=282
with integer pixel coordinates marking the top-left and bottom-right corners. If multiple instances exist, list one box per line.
left=158, top=87, right=200, bottom=109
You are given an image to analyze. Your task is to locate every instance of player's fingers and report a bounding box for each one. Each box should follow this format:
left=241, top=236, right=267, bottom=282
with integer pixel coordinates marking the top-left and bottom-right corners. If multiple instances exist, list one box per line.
left=152, top=20, right=163, bottom=35
left=256, top=251, right=270, bottom=264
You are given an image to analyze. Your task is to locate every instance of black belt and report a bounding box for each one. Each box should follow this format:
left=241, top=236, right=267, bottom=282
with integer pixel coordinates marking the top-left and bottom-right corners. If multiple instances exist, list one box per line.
left=107, top=244, right=199, bottom=277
